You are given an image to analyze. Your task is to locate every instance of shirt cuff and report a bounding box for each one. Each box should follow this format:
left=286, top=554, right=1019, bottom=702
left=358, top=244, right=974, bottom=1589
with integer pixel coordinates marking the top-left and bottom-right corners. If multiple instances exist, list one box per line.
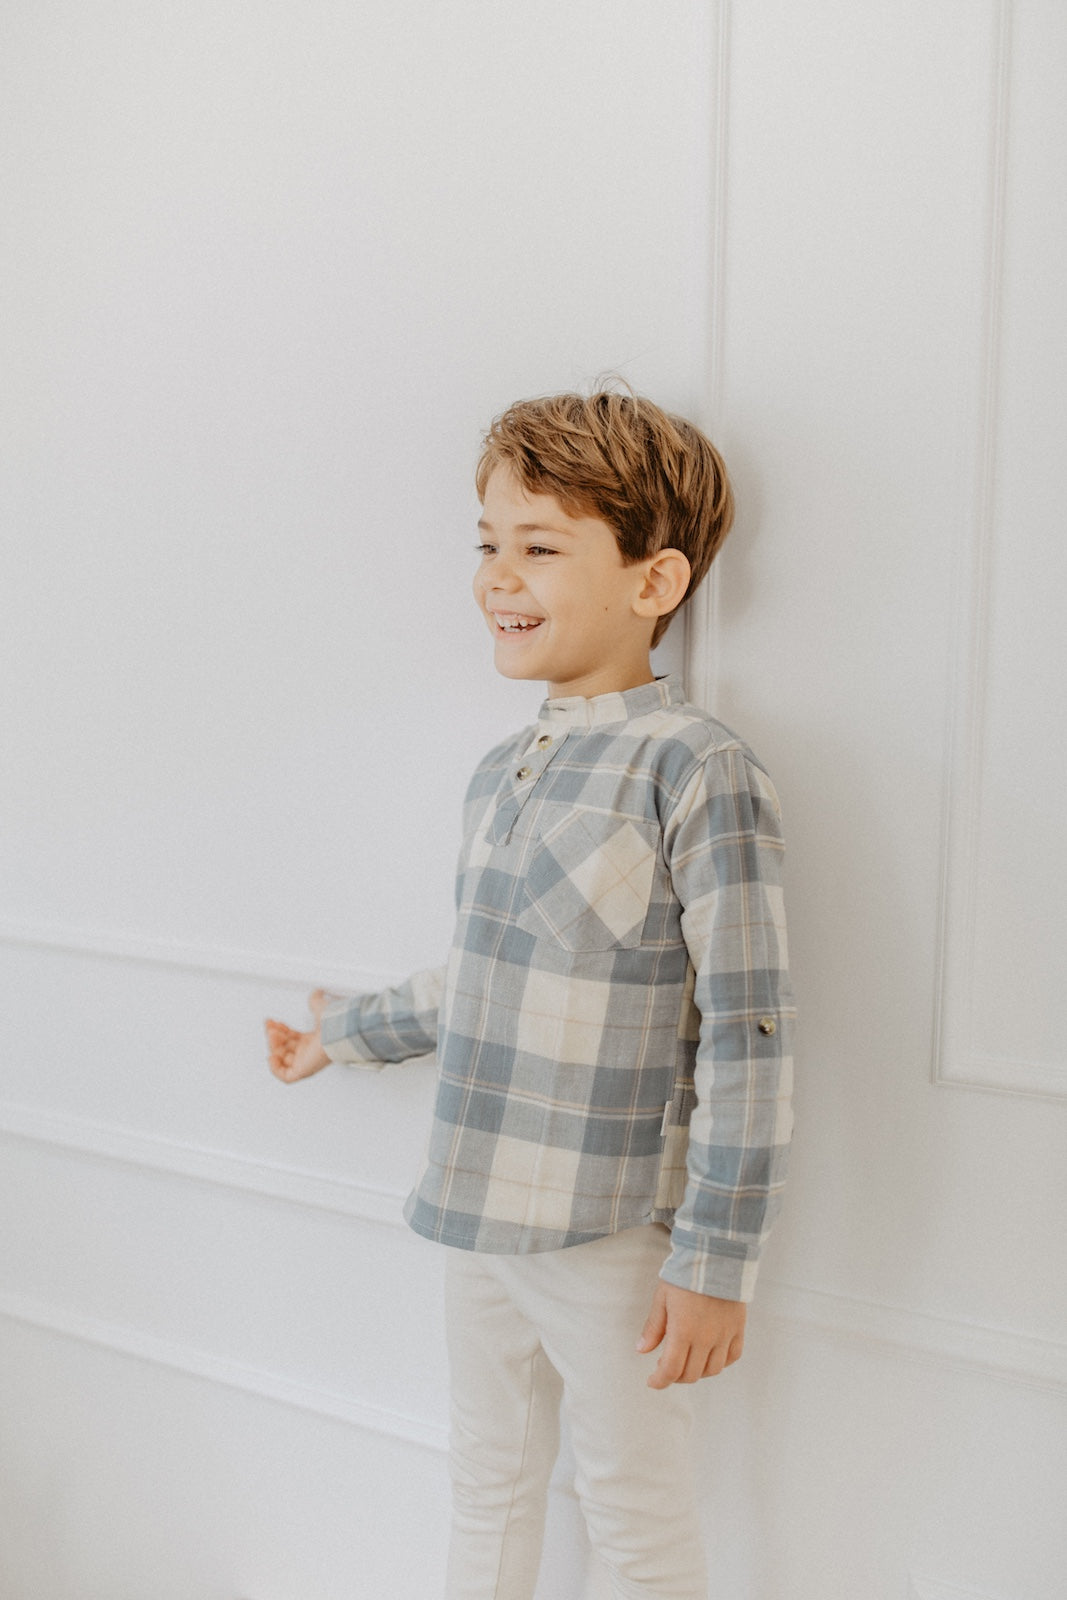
left=320, top=1000, right=387, bottom=1069
left=659, top=1234, right=761, bottom=1303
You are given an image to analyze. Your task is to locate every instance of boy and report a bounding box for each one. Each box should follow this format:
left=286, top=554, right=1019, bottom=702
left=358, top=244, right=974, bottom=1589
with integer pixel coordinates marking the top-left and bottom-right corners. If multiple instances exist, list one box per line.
left=265, top=390, right=794, bottom=1600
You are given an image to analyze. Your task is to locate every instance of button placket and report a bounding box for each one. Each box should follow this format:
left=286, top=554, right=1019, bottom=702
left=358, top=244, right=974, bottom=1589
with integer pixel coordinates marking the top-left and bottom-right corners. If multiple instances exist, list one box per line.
left=489, top=730, right=565, bottom=844
left=513, top=734, right=554, bottom=789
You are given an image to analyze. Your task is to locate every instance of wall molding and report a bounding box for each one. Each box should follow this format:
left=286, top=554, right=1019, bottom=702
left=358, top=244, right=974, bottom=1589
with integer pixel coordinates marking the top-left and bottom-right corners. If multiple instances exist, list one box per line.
left=934, top=0, right=1011, bottom=1095
left=685, top=0, right=731, bottom=714
left=762, top=1280, right=1067, bottom=1397
left=0, top=913, right=394, bottom=996
left=0, top=1288, right=596, bottom=1501
left=932, top=0, right=1064, bottom=1101
left=0, top=1286, right=447, bottom=1454
left=4, top=1098, right=1065, bottom=1397
left=0, top=1099, right=410, bottom=1228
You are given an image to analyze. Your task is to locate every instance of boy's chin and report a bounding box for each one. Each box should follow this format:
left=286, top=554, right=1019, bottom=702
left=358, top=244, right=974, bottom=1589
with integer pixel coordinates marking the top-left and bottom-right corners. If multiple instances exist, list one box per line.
left=493, top=663, right=543, bottom=683
left=491, top=646, right=546, bottom=682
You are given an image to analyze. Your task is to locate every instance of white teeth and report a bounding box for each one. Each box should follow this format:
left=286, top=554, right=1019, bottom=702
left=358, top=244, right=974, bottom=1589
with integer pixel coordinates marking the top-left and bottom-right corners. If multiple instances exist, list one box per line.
left=496, top=615, right=541, bottom=631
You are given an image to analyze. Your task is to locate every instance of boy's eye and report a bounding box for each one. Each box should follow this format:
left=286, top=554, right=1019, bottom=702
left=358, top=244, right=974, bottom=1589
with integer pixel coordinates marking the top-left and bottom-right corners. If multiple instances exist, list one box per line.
left=473, top=542, right=558, bottom=557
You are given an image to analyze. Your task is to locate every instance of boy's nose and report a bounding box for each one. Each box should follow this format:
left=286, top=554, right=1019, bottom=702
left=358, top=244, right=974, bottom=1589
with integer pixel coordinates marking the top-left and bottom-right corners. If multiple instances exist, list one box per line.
left=486, top=557, right=522, bottom=591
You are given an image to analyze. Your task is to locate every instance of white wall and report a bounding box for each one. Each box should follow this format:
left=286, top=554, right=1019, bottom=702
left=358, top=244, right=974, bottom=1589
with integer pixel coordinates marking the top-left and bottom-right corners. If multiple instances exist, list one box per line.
left=1, top=4, right=1064, bottom=1599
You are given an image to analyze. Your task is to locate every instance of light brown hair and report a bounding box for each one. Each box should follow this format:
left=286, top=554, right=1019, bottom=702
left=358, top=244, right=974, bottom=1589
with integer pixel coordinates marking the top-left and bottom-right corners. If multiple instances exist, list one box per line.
left=475, top=389, right=734, bottom=646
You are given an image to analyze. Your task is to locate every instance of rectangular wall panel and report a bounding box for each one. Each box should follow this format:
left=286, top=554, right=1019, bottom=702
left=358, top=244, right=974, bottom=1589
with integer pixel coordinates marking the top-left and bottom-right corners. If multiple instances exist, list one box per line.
left=937, top=0, right=1067, bottom=1097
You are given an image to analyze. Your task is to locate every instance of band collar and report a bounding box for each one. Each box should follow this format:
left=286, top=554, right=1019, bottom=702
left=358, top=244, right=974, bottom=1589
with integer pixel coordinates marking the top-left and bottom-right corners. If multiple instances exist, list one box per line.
left=537, top=674, right=685, bottom=730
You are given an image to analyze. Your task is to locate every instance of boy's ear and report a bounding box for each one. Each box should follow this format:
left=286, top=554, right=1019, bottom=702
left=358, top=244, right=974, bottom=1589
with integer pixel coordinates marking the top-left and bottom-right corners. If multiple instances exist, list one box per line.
left=632, top=548, right=692, bottom=623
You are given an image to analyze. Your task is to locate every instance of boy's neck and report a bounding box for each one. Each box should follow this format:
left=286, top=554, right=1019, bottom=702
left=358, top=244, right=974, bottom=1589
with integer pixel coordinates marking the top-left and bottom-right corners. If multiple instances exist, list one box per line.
left=546, top=662, right=656, bottom=702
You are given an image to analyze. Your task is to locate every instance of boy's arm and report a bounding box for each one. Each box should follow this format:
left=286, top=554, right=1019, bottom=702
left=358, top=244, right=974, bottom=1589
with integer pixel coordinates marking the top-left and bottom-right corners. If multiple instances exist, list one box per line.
left=662, top=744, right=795, bottom=1305
left=267, top=965, right=445, bottom=1085
left=318, top=964, right=445, bottom=1066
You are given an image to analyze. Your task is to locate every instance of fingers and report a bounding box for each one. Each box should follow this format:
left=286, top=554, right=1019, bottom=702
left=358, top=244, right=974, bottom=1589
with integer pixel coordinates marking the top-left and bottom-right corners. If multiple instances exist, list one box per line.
left=264, top=1018, right=301, bottom=1081
left=642, top=1283, right=747, bottom=1388
left=700, top=1345, right=729, bottom=1380
left=264, top=1016, right=330, bottom=1084
left=635, top=1288, right=668, bottom=1355
left=265, top=993, right=333, bottom=1085
left=647, top=1332, right=712, bottom=1388
left=697, top=1332, right=744, bottom=1380
left=647, top=1349, right=687, bottom=1389
left=264, top=1020, right=295, bottom=1051
left=649, top=1336, right=728, bottom=1389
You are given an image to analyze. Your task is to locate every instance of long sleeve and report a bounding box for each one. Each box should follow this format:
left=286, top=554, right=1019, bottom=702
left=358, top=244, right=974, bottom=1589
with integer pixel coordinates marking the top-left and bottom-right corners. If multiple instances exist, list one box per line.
left=660, top=746, right=795, bottom=1301
left=319, top=964, right=445, bottom=1068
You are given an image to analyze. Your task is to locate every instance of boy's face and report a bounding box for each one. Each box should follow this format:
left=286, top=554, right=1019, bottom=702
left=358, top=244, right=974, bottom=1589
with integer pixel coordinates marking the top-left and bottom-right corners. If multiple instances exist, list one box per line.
left=473, top=466, right=657, bottom=700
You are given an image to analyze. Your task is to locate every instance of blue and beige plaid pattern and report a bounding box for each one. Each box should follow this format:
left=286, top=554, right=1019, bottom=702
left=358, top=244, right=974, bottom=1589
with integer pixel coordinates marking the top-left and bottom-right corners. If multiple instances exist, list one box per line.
left=321, top=676, right=794, bottom=1301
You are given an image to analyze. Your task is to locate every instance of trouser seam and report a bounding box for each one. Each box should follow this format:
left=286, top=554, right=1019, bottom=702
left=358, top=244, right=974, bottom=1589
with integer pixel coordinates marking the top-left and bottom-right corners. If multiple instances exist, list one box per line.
left=486, top=1341, right=544, bottom=1600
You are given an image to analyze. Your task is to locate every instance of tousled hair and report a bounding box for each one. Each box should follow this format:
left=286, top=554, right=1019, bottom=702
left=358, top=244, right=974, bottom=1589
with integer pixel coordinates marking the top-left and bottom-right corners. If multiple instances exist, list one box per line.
left=475, top=389, right=734, bottom=646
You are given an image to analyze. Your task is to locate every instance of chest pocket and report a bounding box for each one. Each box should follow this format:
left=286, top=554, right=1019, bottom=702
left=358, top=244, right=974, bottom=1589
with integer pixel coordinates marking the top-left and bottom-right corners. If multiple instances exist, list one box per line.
left=515, top=804, right=662, bottom=951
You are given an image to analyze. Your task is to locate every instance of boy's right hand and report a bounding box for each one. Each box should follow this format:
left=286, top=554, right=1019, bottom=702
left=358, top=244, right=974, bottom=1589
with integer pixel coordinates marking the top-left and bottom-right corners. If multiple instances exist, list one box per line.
left=265, top=989, right=332, bottom=1083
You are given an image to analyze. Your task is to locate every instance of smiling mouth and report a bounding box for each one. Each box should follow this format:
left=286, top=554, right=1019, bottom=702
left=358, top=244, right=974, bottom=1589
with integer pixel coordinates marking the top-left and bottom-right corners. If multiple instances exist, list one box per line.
left=492, top=612, right=544, bottom=633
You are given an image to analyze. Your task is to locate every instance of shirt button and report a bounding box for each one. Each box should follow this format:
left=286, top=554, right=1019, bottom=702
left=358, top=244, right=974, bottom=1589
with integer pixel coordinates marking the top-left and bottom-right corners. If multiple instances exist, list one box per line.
left=516, top=766, right=532, bottom=780
left=757, top=1017, right=777, bottom=1036
left=536, top=734, right=552, bottom=749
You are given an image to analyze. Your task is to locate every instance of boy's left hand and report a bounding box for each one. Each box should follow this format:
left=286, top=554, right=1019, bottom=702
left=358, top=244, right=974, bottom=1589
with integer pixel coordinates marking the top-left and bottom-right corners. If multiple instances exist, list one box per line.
left=637, top=1282, right=746, bottom=1388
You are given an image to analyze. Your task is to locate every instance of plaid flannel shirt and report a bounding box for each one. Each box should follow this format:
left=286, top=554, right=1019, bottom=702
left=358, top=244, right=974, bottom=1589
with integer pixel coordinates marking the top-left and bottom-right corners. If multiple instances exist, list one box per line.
left=321, top=674, right=794, bottom=1301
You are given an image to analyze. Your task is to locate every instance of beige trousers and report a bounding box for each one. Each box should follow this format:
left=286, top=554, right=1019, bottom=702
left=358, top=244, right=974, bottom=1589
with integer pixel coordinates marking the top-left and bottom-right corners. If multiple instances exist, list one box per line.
left=443, top=1224, right=709, bottom=1600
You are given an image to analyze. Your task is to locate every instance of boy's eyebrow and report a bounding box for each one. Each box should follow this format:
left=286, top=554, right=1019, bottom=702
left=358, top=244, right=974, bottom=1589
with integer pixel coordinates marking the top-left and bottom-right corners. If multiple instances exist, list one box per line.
left=476, top=518, right=578, bottom=537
